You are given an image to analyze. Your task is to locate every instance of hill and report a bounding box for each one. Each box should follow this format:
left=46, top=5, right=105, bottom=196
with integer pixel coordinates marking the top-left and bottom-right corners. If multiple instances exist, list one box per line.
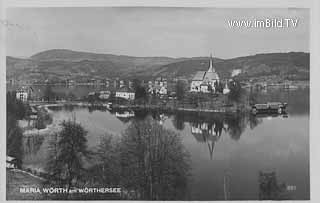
left=7, top=50, right=309, bottom=83
left=31, top=49, right=181, bottom=67
left=157, top=52, right=309, bottom=80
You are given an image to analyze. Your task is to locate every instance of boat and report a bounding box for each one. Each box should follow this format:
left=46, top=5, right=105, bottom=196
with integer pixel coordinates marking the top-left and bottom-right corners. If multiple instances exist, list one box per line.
left=251, top=102, right=287, bottom=115
left=102, top=102, right=112, bottom=109
left=284, top=84, right=299, bottom=90
left=115, top=111, right=135, bottom=118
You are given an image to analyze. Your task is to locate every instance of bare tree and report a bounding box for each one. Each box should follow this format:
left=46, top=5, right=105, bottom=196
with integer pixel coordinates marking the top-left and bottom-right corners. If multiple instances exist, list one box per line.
left=119, top=117, right=191, bottom=200
left=45, top=120, right=90, bottom=199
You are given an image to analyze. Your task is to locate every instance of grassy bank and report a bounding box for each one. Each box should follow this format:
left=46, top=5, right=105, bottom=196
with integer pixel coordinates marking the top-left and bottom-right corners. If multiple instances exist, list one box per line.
left=6, top=169, right=45, bottom=200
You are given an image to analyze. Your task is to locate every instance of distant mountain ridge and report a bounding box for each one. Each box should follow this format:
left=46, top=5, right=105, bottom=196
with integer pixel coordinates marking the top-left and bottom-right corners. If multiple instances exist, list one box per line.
left=30, top=49, right=183, bottom=66
left=31, top=49, right=177, bottom=60
left=156, top=52, right=309, bottom=80
left=7, top=49, right=309, bottom=82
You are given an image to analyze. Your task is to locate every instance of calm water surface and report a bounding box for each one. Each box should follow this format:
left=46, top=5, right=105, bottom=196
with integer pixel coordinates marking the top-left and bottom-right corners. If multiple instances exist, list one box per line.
left=22, top=88, right=309, bottom=200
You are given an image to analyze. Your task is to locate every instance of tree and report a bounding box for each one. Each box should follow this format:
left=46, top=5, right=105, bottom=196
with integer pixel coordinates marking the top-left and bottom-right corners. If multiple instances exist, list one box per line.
left=172, top=113, right=185, bottom=130
left=259, top=171, right=289, bottom=200
left=228, top=80, right=243, bottom=103
left=88, top=92, right=99, bottom=103
left=34, top=114, right=46, bottom=129
left=46, top=120, right=90, bottom=198
left=34, top=109, right=52, bottom=129
left=208, top=84, right=213, bottom=93
left=248, top=87, right=258, bottom=105
left=133, top=79, right=148, bottom=103
left=225, top=114, right=246, bottom=141
left=215, top=81, right=223, bottom=93
left=119, top=117, right=190, bottom=200
left=44, top=83, right=56, bottom=102
left=7, top=91, right=27, bottom=119
left=83, top=134, right=122, bottom=200
left=66, top=92, right=76, bottom=101
left=175, top=80, right=186, bottom=101
left=7, top=114, right=23, bottom=168
left=6, top=91, right=26, bottom=167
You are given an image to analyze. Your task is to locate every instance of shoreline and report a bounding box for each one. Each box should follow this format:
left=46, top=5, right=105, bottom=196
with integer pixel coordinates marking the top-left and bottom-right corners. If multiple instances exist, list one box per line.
left=30, top=101, right=247, bottom=114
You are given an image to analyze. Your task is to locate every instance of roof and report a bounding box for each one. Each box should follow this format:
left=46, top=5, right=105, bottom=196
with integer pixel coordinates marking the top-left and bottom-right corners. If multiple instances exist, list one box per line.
left=100, top=91, right=111, bottom=94
left=16, top=90, right=28, bottom=93
left=191, top=130, right=219, bottom=143
left=155, top=77, right=167, bottom=81
left=204, top=71, right=219, bottom=81
left=254, top=104, right=269, bottom=109
left=7, top=156, right=17, bottom=162
left=192, top=71, right=206, bottom=81
left=116, top=86, right=134, bottom=93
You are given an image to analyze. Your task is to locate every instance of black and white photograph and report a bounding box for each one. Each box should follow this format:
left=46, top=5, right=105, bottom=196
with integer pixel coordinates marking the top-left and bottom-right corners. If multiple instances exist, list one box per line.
left=5, top=6, right=310, bottom=201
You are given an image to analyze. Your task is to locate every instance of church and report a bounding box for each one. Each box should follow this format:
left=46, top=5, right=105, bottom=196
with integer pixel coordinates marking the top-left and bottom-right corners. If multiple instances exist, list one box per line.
left=190, top=54, right=220, bottom=93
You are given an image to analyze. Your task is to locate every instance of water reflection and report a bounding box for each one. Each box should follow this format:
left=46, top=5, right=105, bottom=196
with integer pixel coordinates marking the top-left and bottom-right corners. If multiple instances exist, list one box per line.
left=125, top=110, right=262, bottom=142
left=225, top=114, right=247, bottom=141
left=20, top=88, right=309, bottom=200
left=172, top=113, right=185, bottom=130
left=249, top=88, right=309, bottom=116
left=109, top=110, right=267, bottom=161
left=190, top=121, right=222, bottom=160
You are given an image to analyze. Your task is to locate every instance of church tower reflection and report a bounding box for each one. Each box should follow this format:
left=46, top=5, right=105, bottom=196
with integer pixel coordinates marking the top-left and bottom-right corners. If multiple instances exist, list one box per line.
left=190, top=120, right=223, bottom=159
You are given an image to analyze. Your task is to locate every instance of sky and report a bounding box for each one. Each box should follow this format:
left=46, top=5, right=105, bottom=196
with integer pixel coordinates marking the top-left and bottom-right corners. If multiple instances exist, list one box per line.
left=5, top=7, right=309, bottom=59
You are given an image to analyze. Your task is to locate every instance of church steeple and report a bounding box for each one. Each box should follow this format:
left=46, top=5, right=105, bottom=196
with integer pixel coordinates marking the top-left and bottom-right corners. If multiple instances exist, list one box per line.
left=208, top=53, right=215, bottom=73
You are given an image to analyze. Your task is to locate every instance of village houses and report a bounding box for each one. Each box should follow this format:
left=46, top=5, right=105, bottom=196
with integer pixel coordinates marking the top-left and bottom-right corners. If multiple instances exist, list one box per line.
left=115, top=86, right=135, bottom=100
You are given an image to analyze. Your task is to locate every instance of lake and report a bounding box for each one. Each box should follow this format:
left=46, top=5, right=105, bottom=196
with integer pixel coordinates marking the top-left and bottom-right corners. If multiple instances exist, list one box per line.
left=22, top=88, right=309, bottom=200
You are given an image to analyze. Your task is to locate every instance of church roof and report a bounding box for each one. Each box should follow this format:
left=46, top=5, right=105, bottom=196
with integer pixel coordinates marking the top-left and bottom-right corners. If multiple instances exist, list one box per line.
left=116, top=86, right=134, bottom=93
left=191, top=130, right=219, bottom=143
left=192, top=71, right=206, bottom=81
left=191, top=53, right=219, bottom=82
left=204, top=71, right=219, bottom=81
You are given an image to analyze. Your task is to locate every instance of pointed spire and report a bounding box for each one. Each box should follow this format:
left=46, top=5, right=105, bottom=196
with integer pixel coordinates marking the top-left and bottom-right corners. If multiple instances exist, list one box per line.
left=208, top=53, right=215, bottom=73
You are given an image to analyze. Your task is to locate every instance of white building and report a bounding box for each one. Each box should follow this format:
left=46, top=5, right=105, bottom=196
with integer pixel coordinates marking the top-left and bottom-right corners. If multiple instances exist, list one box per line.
left=159, top=86, right=167, bottom=95
left=190, top=54, right=220, bottom=93
left=99, top=91, right=111, bottom=100
left=148, top=77, right=168, bottom=95
left=223, top=80, right=231, bottom=94
left=119, top=80, right=125, bottom=88
left=6, top=156, right=18, bottom=169
left=116, top=87, right=135, bottom=100
left=16, top=90, right=28, bottom=102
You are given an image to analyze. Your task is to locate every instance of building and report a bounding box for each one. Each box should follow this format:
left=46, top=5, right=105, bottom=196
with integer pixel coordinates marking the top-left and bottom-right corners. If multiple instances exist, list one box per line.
left=158, top=86, right=167, bottom=95
left=190, top=54, right=220, bottom=93
left=113, top=77, right=120, bottom=89
left=223, top=79, right=231, bottom=94
left=116, top=86, right=135, bottom=100
left=88, top=92, right=95, bottom=96
left=128, top=80, right=133, bottom=89
left=119, top=80, right=125, bottom=88
left=148, top=77, right=168, bottom=95
left=99, top=91, right=111, bottom=100
left=16, top=89, right=29, bottom=102
left=155, top=77, right=167, bottom=87
left=6, top=156, right=18, bottom=169
left=66, top=79, right=76, bottom=87
left=105, top=79, right=110, bottom=88
left=7, top=78, right=15, bottom=85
